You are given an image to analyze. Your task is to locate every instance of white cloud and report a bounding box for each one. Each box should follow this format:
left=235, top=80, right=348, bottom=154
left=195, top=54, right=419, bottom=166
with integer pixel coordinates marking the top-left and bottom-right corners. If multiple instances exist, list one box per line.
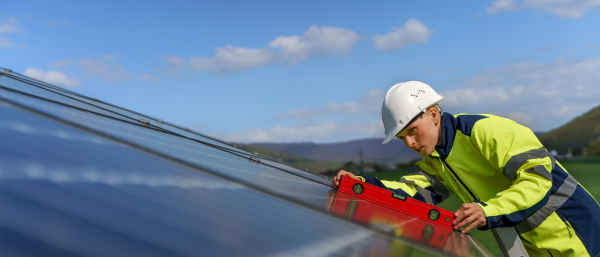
left=140, top=73, right=160, bottom=82
left=161, top=55, right=187, bottom=68
left=99, top=54, right=122, bottom=62
left=44, top=18, right=71, bottom=28
left=51, top=59, right=72, bottom=68
left=52, top=56, right=132, bottom=81
left=0, top=17, right=21, bottom=48
left=268, top=25, right=360, bottom=63
left=175, top=26, right=359, bottom=74
left=0, top=21, right=18, bottom=34
left=218, top=89, right=385, bottom=142
left=0, top=37, right=12, bottom=48
left=189, top=45, right=279, bottom=73
left=372, top=19, right=432, bottom=51
left=23, top=68, right=80, bottom=87
left=439, top=57, right=600, bottom=130
left=217, top=120, right=383, bottom=143
left=76, top=58, right=131, bottom=81
left=487, top=0, right=600, bottom=18
left=277, top=89, right=384, bottom=120
left=224, top=56, right=600, bottom=143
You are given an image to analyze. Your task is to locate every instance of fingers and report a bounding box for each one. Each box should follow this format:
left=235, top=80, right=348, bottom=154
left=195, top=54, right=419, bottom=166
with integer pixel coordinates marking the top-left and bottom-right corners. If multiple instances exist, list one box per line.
left=462, top=221, right=480, bottom=233
left=331, top=170, right=349, bottom=189
left=454, top=212, right=477, bottom=230
left=453, top=203, right=486, bottom=232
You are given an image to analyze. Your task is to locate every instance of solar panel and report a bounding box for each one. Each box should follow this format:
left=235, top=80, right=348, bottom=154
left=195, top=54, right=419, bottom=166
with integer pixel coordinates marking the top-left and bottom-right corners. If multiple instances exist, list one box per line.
left=0, top=72, right=329, bottom=183
left=0, top=68, right=493, bottom=256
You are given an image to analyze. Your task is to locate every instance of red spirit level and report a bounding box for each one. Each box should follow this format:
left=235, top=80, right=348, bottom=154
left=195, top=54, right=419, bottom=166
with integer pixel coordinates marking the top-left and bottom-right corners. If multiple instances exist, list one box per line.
left=337, top=176, right=455, bottom=230
left=327, top=191, right=452, bottom=248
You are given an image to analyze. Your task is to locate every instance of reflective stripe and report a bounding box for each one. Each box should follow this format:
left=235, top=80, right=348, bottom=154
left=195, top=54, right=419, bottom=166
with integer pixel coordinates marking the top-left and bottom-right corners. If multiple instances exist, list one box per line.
left=524, top=165, right=552, bottom=181
left=503, top=147, right=554, bottom=182
left=515, top=174, right=578, bottom=234
left=406, top=166, right=450, bottom=199
left=400, top=165, right=451, bottom=203
left=398, top=178, right=434, bottom=204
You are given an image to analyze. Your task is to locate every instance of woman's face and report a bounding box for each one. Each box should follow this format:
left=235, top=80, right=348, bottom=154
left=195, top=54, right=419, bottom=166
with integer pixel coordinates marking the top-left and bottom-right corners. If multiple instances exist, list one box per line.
left=396, top=109, right=441, bottom=157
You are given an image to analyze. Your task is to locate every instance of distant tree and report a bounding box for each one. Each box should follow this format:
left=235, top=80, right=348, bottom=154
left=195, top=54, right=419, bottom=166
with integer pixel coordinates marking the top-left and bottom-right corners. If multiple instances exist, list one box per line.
left=373, top=163, right=389, bottom=172
left=340, top=161, right=358, bottom=173
left=573, top=147, right=583, bottom=156
left=395, top=159, right=420, bottom=171
left=365, top=162, right=390, bottom=171
left=589, top=141, right=600, bottom=158
left=359, top=149, right=365, bottom=169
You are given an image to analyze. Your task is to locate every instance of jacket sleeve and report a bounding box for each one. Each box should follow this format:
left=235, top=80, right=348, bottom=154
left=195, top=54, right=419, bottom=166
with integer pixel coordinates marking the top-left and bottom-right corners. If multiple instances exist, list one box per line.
left=357, top=161, right=452, bottom=205
left=469, top=118, right=554, bottom=230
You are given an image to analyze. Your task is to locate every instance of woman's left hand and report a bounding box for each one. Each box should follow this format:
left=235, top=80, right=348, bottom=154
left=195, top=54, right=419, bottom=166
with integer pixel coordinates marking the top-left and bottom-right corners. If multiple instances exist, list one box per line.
left=453, top=202, right=487, bottom=233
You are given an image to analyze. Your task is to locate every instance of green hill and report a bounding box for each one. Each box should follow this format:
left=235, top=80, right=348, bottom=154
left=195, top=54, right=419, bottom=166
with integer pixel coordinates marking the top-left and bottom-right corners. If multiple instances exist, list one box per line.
left=539, top=104, right=600, bottom=155
left=250, top=138, right=421, bottom=167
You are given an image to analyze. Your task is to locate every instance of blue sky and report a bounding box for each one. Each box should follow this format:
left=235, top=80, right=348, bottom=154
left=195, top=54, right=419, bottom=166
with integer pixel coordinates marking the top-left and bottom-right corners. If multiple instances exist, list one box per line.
left=2, top=0, right=600, bottom=143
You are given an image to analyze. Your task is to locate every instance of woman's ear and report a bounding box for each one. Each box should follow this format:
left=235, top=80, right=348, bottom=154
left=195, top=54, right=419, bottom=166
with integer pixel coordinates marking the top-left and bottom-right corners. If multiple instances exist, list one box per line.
left=429, top=108, right=437, bottom=120
left=429, top=108, right=440, bottom=125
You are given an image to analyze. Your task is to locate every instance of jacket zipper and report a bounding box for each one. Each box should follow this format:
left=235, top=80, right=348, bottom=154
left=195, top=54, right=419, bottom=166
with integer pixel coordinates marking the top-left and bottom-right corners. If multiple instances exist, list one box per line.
left=564, top=219, right=574, bottom=237
left=437, top=157, right=478, bottom=201
left=561, top=216, right=585, bottom=247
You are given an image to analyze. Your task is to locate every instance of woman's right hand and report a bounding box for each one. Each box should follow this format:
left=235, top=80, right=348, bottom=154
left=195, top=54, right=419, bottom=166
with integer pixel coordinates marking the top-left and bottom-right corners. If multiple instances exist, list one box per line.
left=331, top=170, right=358, bottom=189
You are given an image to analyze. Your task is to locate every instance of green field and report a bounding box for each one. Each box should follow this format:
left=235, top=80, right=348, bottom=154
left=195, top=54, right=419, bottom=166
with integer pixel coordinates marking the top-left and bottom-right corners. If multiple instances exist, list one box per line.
left=350, top=158, right=600, bottom=256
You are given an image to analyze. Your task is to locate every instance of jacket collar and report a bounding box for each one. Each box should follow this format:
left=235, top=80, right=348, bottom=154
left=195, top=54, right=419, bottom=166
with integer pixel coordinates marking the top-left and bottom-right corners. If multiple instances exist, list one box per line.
left=435, top=112, right=456, bottom=160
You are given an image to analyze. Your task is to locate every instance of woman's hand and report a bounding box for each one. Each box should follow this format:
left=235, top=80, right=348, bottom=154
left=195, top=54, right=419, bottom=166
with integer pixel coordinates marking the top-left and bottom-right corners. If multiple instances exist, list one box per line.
left=453, top=202, right=487, bottom=233
left=330, top=170, right=357, bottom=189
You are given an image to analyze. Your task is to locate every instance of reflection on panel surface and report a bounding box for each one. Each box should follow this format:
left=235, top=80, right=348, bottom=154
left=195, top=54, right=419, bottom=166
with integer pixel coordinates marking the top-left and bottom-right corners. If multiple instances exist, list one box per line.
left=0, top=86, right=333, bottom=209
left=0, top=69, right=492, bottom=256
left=325, top=191, right=490, bottom=256
left=1, top=72, right=323, bottom=179
left=0, top=74, right=330, bottom=185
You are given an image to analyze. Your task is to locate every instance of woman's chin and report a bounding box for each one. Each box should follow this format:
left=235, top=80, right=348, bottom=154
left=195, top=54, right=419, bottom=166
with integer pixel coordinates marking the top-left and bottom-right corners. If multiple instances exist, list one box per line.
left=419, top=149, right=432, bottom=157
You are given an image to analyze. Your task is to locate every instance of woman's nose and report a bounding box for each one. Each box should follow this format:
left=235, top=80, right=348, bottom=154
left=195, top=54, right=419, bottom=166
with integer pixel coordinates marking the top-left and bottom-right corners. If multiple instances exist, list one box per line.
left=404, top=136, right=415, bottom=146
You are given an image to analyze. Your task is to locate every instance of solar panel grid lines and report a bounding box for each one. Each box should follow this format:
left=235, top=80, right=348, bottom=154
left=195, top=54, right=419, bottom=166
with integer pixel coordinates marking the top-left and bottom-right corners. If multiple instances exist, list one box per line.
left=0, top=96, right=322, bottom=198
left=0, top=82, right=328, bottom=184
left=0, top=72, right=245, bottom=147
left=0, top=83, right=331, bottom=187
left=0, top=94, right=341, bottom=230
left=0, top=69, right=95, bottom=103
left=0, top=187, right=184, bottom=257
left=0, top=73, right=327, bottom=182
left=1, top=69, right=324, bottom=175
left=0, top=101, right=381, bottom=256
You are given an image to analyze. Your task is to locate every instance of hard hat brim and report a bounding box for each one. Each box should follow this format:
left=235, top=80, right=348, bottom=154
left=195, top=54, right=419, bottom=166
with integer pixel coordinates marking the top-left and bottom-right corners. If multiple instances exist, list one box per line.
left=382, top=123, right=403, bottom=144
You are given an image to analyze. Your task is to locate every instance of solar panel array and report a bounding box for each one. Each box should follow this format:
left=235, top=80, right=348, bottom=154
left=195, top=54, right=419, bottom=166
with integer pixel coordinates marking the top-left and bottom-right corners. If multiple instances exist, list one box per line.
left=0, top=67, right=492, bottom=257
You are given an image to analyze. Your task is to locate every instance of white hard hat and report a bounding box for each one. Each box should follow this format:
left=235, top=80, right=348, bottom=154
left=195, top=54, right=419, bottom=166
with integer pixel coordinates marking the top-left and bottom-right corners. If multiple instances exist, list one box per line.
left=381, top=81, right=444, bottom=144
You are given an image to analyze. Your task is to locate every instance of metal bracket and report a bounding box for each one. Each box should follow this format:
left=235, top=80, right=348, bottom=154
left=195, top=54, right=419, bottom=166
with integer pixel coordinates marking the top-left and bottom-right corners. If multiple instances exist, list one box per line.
left=138, top=119, right=150, bottom=126
left=0, top=67, right=12, bottom=76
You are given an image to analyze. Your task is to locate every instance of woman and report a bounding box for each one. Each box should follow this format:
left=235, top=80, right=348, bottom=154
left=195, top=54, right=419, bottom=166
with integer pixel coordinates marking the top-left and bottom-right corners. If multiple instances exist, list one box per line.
left=331, top=81, right=600, bottom=256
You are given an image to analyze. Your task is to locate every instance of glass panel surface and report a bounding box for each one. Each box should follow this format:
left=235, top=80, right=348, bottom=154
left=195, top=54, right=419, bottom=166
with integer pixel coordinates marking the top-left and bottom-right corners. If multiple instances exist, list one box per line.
left=0, top=75, right=239, bottom=150
left=0, top=89, right=333, bottom=209
left=0, top=100, right=486, bottom=257
left=0, top=72, right=324, bottom=181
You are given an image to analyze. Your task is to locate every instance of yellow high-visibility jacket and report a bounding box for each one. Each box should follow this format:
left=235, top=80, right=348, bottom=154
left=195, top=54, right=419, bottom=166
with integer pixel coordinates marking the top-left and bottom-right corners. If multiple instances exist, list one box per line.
left=358, top=113, right=600, bottom=256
